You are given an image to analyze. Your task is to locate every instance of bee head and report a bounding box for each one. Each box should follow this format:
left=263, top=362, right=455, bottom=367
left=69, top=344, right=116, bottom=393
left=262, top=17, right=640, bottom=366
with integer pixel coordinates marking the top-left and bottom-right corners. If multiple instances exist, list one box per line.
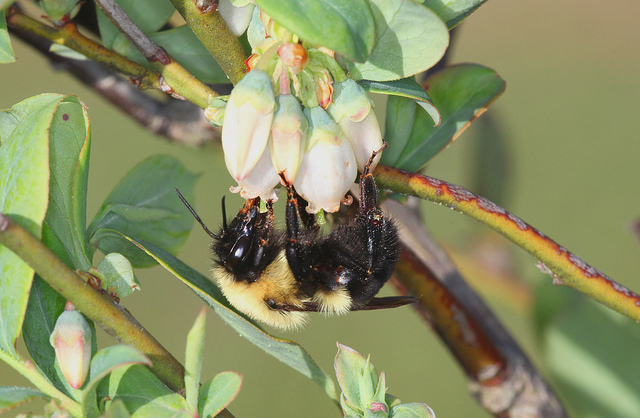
left=213, top=198, right=283, bottom=283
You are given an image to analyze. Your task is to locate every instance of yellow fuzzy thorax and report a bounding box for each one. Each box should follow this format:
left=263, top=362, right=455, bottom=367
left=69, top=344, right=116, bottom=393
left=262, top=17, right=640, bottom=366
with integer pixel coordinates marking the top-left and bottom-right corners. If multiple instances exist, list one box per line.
left=212, top=251, right=310, bottom=330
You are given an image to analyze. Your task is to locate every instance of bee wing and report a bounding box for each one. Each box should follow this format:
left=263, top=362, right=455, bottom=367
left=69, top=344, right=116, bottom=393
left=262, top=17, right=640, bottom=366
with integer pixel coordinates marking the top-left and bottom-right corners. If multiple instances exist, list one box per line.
left=280, top=296, right=417, bottom=312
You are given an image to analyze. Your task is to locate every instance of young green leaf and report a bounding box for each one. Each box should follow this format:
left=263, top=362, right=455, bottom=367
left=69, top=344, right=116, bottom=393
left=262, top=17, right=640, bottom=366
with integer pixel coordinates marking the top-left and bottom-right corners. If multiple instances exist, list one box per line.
left=87, top=154, right=198, bottom=267
left=44, top=96, right=92, bottom=270
left=254, top=0, right=375, bottom=62
left=345, top=0, right=449, bottom=81
left=383, top=64, right=505, bottom=172
left=97, top=253, right=140, bottom=298
left=335, top=343, right=378, bottom=414
left=81, top=345, right=152, bottom=417
left=0, top=386, right=47, bottom=414
left=422, top=0, right=488, bottom=29
left=0, top=10, right=15, bottom=63
left=112, top=231, right=339, bottom=403
left=0, top=94, right=63, bottom=356
left=199, top=371, right=242, bottom=418
left=97, top=364, right=188, bottom=416
left=390, top=402, right=436, bottom=417
left=185, top=308, right=206, bottom=415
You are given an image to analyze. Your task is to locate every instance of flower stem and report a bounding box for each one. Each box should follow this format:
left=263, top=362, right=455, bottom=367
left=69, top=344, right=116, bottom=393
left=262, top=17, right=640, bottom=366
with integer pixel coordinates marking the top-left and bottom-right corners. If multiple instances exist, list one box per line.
left=170, top=0, right=248, bottom=85
left=5, top=7, right=160, bottom=90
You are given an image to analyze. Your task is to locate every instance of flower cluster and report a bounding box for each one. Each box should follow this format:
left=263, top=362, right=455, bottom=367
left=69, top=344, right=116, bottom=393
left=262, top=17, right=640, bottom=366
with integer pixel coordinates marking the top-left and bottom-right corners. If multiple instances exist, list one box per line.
left=210, top=7, right=383, bottom=213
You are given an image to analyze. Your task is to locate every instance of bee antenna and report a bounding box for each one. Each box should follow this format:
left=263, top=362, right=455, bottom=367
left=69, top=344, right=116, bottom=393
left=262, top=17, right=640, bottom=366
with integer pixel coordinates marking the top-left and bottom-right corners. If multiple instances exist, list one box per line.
left=174, top=188, right=218, bottom=239
left=221, top=195, right=228, bottom=230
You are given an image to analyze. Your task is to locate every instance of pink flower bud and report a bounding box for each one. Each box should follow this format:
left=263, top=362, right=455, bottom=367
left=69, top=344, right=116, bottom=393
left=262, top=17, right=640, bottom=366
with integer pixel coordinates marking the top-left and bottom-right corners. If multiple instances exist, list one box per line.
left=278, top=43, right=308, bottom=74
left=222, top=69, right=276, bottom=181
left=49, top=308, right=92, bottom=389
left=269, top=94, right=307, bottom=184
left=294, top=107, right=357, bottom=213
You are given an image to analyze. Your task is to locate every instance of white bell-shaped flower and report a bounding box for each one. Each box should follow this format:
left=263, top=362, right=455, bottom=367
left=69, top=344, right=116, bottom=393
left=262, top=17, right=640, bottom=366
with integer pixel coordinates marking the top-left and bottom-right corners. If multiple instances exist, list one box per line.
left=269, top=94, right=307, bottom=184
left=222, top=69, right=275, bottom=181
left=230, top=144, right=280, bottom=202
left=327, top=78, right=383, bottom=172
left=294, top=107, right=357, bottom=213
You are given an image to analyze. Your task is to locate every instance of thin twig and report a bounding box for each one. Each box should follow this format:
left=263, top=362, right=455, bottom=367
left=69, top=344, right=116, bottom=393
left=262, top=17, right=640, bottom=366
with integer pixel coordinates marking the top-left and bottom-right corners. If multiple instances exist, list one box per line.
left=94, top=0, right=218, bottom=108
left=170, top=0, right=248, bottom=85
left=9, top=23, right=219, bottom=145
left=6, top=7, right=161, bottom=89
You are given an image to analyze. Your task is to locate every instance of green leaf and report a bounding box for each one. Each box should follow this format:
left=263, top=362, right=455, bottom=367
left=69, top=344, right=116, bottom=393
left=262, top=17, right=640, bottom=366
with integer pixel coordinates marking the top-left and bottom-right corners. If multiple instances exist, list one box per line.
left=254, top=0, right=375, bottom=62
left=22, top=274, right=68, bottom=395
left=199, top=371, right=242, bottom=418
left=82, top=345, right=151, bottom=417
left=112, top=231, right=339, bottom=403
left=87, top=155, right=198, bottom=268
left=543, top=299, right=640, bottom=418
left=382, top=64, right=505, bottom=172
left=381, top=95, right=416, bottom=168
left=111, top=26, right=229, bottom=84
left=185, top=309, right=206, bottom=415
left=0, top=386, right=47, bottom=414
left=0, top=94, right=64, bottom=356
left=335, top=343, right=378, bottom=413
left=346, top=0, right=449, bottom=81
left=97, top=253, right=140, bottom=298
left=358, top=77, right=440, bottom=126
left=422, top=0, right=488, bottom=29
left=103, top=399, right=132, bottom=418
left=44, top=96, right=92, bottom=270
left=0, top=10, right=15, bottom=63
left=97, top=364, right=188, bottom=416
left=389, top=401, right=436, bottom=417
left=96, top=0, right=175, bottom=49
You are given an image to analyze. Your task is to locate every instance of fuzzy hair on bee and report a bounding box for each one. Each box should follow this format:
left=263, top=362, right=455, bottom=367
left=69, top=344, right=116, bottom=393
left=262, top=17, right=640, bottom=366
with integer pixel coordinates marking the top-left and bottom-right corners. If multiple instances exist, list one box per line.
left=175, top=148, right=415, bottom=330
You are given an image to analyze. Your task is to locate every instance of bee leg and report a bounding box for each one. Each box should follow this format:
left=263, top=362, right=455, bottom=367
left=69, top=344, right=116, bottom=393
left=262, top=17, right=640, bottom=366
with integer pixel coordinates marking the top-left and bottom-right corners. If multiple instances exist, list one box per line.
left=284, top=183, right=317, bottom=285
left=358, top=143, right=388, bottom=213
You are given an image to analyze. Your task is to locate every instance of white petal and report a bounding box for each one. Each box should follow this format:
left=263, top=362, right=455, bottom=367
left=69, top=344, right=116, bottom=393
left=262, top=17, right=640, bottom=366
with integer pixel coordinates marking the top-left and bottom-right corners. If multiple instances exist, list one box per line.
left=230, top=145, right=280, bottom=202
left=218, top=0, right=255, bottom=36
left=294, top=135, right=357, bottom=213
left=338, top=111, right=383, bottom=172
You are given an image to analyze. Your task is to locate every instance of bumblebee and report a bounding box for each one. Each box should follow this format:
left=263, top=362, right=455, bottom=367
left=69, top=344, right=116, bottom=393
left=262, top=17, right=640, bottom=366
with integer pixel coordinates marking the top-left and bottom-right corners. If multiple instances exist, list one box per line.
left=176, top=150, right=413, bottom=330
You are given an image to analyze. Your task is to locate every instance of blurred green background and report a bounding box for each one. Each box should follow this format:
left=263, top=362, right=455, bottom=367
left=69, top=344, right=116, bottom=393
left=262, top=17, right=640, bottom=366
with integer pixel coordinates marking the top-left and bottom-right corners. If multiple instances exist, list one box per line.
left=2, top=0, right=640, bottom=416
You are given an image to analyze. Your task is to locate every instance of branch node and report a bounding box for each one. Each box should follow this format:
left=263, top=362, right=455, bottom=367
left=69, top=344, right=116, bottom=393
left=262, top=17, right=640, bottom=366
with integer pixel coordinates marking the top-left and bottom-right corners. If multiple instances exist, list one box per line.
left=147, top=46, right=171, bottom=65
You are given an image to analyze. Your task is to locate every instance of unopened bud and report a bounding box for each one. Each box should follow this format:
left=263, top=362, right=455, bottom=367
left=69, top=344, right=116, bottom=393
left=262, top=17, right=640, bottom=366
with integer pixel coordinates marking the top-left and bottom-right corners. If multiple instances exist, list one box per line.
left=278, top=43, right=308, bottom=74
left=269, top=94, right=307, bottom=184
left=49, top=306, right=92, bottom=389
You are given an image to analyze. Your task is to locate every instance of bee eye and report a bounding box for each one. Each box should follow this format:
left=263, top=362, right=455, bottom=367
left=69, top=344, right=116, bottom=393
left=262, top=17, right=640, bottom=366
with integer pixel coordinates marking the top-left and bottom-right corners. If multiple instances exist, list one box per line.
left=228, top=235, right=251, bottom=267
